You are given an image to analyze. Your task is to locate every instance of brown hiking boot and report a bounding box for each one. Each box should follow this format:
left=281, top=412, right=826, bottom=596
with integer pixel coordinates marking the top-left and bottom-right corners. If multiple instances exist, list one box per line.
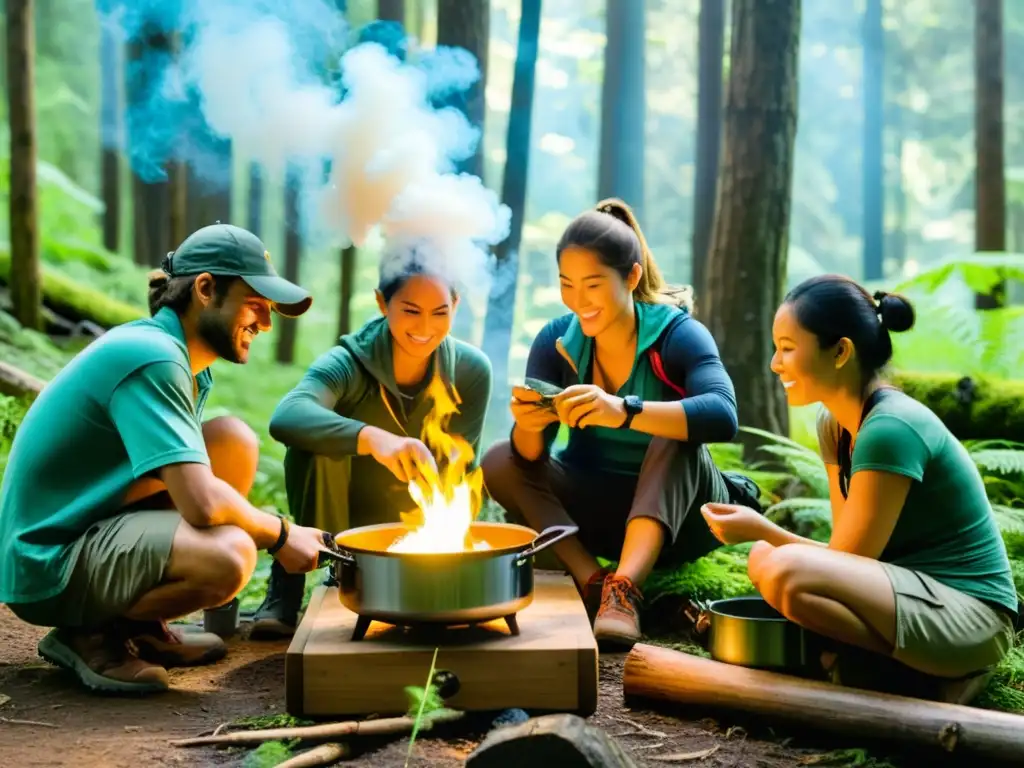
left=580, top=568, right=612, bottom=625
left=593, top=574, right=643, bottom=648
left=119, top=619, right=227, bottom=668
left=38, top=628, right=169, bottom=694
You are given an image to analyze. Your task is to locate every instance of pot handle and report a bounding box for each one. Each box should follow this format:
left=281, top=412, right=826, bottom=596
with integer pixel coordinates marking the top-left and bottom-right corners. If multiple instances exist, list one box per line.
left=516, top=525, right=579, bottom=564
left=315, top=531, right=356, bottom=569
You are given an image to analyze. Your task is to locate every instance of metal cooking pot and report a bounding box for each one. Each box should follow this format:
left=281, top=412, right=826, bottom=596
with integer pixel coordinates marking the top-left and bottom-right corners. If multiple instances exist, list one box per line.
left=316, top=522, right=577, bottom=638
left=686, top=596, right=811, bottom=671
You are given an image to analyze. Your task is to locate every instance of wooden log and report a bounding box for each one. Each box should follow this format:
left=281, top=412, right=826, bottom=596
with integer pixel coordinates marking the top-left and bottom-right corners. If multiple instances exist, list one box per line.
left=622, top=643, right=1024, bottom=762
left=466, top=713, right=638, bottom=768
left=169, top=709, right=464, bottom=748
left=276, top=743, right=351, bottom=767
left=0, top=361, right=44, bottom=399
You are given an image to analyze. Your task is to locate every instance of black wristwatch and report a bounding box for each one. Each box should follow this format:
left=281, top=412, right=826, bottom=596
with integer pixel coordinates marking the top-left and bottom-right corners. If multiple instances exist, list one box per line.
left=620, top=395, right=643, bottom=429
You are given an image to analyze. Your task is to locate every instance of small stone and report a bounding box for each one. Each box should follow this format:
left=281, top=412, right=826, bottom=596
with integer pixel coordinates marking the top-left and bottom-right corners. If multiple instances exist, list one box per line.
left=467, top=713, right=637, bottom=768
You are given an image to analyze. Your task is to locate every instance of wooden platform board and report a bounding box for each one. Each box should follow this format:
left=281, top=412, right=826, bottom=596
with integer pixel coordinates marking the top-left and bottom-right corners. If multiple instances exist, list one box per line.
left=285, top=571, right=598, bottom=718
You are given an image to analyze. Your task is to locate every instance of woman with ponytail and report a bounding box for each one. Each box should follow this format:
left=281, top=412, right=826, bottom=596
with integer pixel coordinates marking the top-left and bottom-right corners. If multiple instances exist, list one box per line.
left=700, top=275, right=1017, bottom=696
left=482, top=199, right=752, bottom=647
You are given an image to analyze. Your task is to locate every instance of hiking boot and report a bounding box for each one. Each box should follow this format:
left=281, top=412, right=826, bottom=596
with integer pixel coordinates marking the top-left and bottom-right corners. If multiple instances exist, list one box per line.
left=593, top=574, right=643, bottom=648
left=580, top=568, right=613, bottom=626
left=120, top=619, right=227, bottom=668
left=38, top=628, right=170, bottom=694
left=250, top=559, right=306, bottom=640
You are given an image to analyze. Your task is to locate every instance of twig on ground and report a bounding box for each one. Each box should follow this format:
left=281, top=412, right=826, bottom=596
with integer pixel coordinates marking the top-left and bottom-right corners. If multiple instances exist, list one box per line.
left=211, top=722, right=231, bottom=737
left=0, top=717, right=57, bottom=728
left=649, top=745, right=721, bottom=762
left=276, top=743, right=352, bottom=767
left=609, top=716, right=668, bottom=739
left=170, top=710, right=465, bottom=748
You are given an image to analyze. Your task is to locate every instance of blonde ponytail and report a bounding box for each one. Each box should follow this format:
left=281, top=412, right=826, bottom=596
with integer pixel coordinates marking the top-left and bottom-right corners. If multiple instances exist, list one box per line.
left=594, top=198, right=694, bottom=311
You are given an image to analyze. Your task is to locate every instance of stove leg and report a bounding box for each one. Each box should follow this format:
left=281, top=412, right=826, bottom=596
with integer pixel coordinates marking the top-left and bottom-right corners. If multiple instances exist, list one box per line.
left=504, top=614, right=520, bottom=636
left=351, top=615, right=372, bottom=642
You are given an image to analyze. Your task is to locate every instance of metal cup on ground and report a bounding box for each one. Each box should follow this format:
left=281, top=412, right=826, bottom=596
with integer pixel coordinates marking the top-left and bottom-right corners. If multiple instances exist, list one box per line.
left=203, top=597, right=240, bottom=638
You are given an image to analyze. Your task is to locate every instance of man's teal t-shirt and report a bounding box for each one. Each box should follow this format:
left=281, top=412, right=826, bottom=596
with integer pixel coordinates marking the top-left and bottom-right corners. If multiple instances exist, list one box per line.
left=817, top=391, right=1018, bottom=616
left=0, top=307, right=213, bottom=606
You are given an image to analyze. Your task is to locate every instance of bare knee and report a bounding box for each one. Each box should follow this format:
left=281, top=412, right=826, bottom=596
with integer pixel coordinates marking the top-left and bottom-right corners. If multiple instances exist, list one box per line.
left=203, top=416, right=260, bottom=495
left=193, top=526, right=258, bottom=606
left=754, top=543, right=814, bottom=612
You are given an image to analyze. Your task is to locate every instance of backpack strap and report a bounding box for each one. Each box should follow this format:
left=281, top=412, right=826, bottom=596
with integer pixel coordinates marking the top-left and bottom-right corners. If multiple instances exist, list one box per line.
left=647, top=312, right=688, bottom=398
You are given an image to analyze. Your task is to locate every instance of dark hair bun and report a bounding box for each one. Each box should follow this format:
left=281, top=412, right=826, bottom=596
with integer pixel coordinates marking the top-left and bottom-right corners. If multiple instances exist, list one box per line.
left=873, top=291, right=915, bottom=333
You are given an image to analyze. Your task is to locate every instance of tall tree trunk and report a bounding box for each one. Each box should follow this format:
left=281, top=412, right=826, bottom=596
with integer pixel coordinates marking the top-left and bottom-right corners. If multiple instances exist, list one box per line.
left=437, top=0, right=490, bottom=344
left=276, top=164, right=303, bottom=365
left=691, top=0, right=725, bottom=312
left=126, top=28, right=172, bottom=266
left=338, top=246, right=357, bottom=337
left=99, top=14, right=121, bottom=254
left=247, top=163, right=263, bottom=237
left=862, top=0, right=884, bottom=281
left=702, top=0, right=801, bottom=446
left=437, top=0, right=489, bottom=181
left=597, top=0, right=646, bottom=218
left=377, top=0, right=404, bottom=23
left=186, top=139, right=233, bottom=233
left=974, top=0, right=1005, bottom=310
left=168, top=161, right=188, bottom=249
left=6, top=0, right=42, bottom=330
left=480, top=0, right=542, bottom=443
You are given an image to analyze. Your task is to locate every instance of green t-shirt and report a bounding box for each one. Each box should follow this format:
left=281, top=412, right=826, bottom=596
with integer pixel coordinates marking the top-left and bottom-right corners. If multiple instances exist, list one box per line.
left=0, top=308, right=212, bottom=605
left=817, top=392, right=1018, bottom=615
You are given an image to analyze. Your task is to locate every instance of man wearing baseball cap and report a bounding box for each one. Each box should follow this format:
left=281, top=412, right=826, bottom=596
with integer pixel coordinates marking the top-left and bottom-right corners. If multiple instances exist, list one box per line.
left=0, top=224, right=326, bottom=695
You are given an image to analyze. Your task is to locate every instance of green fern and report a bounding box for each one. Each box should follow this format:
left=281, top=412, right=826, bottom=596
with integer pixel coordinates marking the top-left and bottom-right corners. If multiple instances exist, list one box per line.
left=969, top=449, right=1024, bottom=476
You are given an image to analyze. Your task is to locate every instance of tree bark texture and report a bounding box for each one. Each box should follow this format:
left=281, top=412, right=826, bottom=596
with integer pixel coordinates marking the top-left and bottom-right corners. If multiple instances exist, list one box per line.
left=862, top=0, right=884, bottom=281
left=974, top=0, right=1005, bottom=310
left=480, top=0, right=542, bottom=444
left=126, top=29, right=172, bottom=266
left=702, top=0, right=801, bottom=445
left=436, top=0, right=490, bottom=182
left=377, top=0, right=404, bottom=23
left=623, top=643, right=1024, bottom=763
left=598, top=0, right=646, bottom=220
left=337, top=245, right=357, bottom=338
left=6, top=0, right=42, bottom=331
left=247, top=162, right=263, bottom=238
left=276, top=164, right=303, bottom=365
left=100, top=15, right=121, bottom=254
left=691, top=0, right=725, bottom=311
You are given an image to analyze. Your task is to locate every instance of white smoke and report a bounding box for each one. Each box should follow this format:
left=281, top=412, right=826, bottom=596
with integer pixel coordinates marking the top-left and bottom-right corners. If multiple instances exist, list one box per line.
left=172, top=6, right=510, bottom=297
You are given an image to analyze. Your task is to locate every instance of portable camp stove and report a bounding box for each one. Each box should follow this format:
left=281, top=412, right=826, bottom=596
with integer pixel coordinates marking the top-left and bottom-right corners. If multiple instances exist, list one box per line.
left=285, top=571, right=598, bottom=718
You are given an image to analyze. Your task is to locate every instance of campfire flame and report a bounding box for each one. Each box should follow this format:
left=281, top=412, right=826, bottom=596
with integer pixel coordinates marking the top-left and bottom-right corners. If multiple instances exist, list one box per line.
left=387, top=374, right=490, bottom=554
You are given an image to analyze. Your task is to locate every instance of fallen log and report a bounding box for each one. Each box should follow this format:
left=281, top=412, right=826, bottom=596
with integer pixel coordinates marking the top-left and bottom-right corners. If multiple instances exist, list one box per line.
left=0, top=361, right=45, bottom=399
left=276, top=743, right=352, bottom=767
left=622, top=643, right=1024, bottom=762
left=466, top=713, right=638, bottom=768
left=169, top=709, right=464, bottom=748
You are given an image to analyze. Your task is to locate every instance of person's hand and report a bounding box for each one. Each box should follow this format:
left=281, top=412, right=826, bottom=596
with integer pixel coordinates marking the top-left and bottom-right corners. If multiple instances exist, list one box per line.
left=511, top=386, right=560, bottom=433
left=553, top=384, right=626, bottom=429
left=364, top=428, right=439, bottom=486
left=700, top=502, right=769, bottom=546
left=273, top=524, right=330, bottom=574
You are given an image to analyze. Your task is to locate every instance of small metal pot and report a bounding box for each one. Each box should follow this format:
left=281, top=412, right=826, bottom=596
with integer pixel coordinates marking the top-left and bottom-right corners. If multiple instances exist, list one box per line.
left=317, top=522, right=577, bottom=639
left=687, top=596, right=811, bottom=671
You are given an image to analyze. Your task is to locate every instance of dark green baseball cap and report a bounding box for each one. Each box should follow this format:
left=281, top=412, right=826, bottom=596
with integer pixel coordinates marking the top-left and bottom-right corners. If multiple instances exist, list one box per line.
left=162, top=223, right=313, bottom=318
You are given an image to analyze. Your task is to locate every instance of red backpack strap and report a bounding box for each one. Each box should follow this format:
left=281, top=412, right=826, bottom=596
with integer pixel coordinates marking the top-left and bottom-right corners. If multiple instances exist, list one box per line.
left=648, top=348, right=686, bottom=398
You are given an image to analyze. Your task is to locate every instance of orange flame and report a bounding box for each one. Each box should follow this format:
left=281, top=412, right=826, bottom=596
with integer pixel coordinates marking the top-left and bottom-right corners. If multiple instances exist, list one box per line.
left=387, top=374, right=489, bottom=554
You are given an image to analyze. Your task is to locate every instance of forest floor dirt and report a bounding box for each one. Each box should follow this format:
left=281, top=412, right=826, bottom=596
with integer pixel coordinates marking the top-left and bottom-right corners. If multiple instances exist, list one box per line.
left=0, top=601, right=992, bottom=768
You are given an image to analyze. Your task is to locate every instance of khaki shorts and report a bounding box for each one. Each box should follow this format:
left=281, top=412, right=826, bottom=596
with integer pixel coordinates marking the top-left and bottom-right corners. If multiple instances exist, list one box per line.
left=8, top=510, right=182, bottom=629
left=882, top=562, right=1017, bottom=678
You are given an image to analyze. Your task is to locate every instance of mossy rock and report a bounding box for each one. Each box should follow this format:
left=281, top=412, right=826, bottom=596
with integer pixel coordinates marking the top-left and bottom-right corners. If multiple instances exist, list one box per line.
left=892, top=371, right=1024, bottom=442
left=0, top=250, right=146, bottom=329
left=644, top=543, right=756, bottom=605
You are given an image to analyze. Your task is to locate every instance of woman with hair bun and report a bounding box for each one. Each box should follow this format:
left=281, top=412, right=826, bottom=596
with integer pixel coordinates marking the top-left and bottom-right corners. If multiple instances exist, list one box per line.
left=482, top=199, right=754, bottom=647
left=702, top=274, right=1018, bottom=690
